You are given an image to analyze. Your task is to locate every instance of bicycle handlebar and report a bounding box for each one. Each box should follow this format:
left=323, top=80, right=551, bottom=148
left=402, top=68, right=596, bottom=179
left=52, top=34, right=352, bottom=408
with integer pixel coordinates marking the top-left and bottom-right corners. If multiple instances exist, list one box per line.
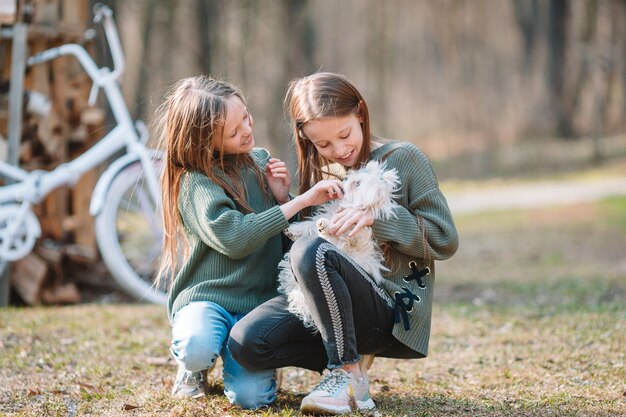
left=26, top=3, right=124, bottom=83
left=94, top=3, right=125, bottom=80
left=27, top=44, right=102, bottom=82
left=93, top=3, right=112, bottom=23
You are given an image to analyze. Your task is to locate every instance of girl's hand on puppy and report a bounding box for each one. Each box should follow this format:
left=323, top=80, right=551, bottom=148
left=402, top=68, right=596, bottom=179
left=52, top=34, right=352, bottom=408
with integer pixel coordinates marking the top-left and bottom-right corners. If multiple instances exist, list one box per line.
left=265, top=158, right=291, bottom=204
left=329, top=207, right=374, bottom=237
left=279, top=179, right=343, bottom=221
left=301, top=180, right=344, bottom=207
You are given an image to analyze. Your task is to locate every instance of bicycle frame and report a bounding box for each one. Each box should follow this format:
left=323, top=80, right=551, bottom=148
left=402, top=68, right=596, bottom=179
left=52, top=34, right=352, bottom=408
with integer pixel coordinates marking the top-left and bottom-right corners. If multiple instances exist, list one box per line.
left=0, top=4, right=161, bottom=267
left=0, top=4, right=160, bottom=213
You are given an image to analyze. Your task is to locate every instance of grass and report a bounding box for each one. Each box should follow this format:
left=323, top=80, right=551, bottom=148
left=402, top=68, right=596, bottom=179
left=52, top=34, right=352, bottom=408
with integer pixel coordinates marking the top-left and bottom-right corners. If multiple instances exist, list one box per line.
left=1, top=196, right=625, bottom=416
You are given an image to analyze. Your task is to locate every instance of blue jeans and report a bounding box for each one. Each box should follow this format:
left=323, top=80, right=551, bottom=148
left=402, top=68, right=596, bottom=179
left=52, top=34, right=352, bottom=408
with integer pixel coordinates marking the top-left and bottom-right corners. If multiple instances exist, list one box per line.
left=170, top=301, right=276, bottom=409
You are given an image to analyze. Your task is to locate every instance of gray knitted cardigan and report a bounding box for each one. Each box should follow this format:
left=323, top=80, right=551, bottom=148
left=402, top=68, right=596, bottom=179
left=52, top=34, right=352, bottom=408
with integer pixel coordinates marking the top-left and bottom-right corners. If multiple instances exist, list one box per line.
left=369, top=142, right=459, bottom=357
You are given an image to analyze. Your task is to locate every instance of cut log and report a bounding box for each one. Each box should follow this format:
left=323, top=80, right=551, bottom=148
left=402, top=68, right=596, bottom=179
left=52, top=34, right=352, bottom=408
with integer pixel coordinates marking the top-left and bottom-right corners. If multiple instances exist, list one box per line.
left=39, top=186, right=68, bottom=240
left=64, top=243, right=97, bottom=263
left=9, top=252, right=48, bottom=305
left=31, top=0, right=59, bottom=26
left=59, top=0, right=88, bottom=35
left=35, top=239, right=64, bottom=265
left=69, top=168, right=96, bottom=250
left=40, top=282, right=80, bottom=304
left=0, top=0, right=16, bottom=24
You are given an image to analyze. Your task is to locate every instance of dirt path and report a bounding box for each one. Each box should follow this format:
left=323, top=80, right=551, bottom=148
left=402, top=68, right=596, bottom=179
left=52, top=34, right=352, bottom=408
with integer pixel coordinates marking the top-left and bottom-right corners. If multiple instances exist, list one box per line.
left=446, top=176, right=626, bottom=214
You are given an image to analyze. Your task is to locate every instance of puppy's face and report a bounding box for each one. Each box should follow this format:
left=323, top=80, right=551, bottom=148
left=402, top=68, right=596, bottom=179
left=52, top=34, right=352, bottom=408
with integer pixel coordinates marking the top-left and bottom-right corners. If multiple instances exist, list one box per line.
left=342, top=161, right=399, bottom=208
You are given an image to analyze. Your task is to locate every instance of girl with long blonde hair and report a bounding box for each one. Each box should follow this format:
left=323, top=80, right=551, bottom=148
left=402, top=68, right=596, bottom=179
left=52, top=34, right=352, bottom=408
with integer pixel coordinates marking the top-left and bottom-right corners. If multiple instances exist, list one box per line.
left=156, top=75, right=345, bottom=409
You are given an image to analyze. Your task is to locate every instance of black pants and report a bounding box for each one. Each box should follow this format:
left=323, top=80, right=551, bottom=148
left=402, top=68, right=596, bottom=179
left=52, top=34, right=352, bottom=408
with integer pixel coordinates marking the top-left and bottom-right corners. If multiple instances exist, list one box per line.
left=229, top=236, right=399, bottom=373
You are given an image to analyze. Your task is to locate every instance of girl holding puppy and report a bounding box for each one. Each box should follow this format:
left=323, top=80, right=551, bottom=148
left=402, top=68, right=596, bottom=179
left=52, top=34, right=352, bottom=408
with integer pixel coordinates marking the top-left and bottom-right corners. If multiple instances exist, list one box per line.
left=229, top=72, right=459, bottom=415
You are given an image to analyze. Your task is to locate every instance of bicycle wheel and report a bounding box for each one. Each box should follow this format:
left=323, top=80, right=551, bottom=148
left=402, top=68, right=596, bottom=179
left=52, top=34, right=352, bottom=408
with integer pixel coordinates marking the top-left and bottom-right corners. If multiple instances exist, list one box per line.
left=95, top=159, right=167, bottom=304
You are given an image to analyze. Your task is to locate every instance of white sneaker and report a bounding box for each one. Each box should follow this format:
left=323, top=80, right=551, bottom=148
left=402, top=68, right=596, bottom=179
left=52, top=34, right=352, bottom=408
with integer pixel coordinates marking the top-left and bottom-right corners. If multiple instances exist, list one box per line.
left=171, top=367, right=208, bottom=399
left=300, top=368, right=376, bottom=415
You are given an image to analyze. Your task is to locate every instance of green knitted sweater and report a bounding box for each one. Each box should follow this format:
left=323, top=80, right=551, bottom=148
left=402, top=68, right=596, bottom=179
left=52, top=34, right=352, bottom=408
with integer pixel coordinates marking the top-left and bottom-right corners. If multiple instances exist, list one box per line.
left=369, top=142, right=459, bottom=357
left=167, top=148, right=289, bottom=322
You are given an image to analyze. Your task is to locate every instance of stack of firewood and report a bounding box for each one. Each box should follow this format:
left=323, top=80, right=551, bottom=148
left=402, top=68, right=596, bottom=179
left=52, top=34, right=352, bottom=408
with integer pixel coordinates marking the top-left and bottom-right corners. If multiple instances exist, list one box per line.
left=1, top=0, right=107, bottom=305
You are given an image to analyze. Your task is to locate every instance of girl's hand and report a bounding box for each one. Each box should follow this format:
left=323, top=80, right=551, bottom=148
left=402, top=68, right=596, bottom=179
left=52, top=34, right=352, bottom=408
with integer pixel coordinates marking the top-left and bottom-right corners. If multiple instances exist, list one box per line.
left=300, top=179, right=344, bottom=207
left=279, top=179, right=343, bottom=221
left=266, top=158, right=291, bottom=204
left=329, top=206, right=374, bottom=237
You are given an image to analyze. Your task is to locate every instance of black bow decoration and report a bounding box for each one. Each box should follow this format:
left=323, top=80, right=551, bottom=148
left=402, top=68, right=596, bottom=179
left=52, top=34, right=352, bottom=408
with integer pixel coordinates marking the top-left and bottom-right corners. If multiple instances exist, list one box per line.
left=403, top=261, right=429, bottom=288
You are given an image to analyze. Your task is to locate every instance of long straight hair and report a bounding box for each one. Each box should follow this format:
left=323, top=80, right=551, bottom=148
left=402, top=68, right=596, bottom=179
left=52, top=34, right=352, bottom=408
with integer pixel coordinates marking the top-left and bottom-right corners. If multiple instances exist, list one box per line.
left=155, top=75, right=267, bottom=286
left=284, top=72, right=372, bottom=217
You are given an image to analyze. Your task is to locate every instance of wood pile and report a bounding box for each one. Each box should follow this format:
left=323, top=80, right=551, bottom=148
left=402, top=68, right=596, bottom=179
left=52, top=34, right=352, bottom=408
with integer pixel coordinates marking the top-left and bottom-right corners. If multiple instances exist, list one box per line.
left=1, top=0, right=108, bottom=305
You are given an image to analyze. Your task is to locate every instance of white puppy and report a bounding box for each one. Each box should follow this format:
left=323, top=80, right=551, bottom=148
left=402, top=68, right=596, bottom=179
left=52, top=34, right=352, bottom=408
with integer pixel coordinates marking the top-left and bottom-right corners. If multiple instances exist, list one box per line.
left=277, top=160, right=400, bottom=329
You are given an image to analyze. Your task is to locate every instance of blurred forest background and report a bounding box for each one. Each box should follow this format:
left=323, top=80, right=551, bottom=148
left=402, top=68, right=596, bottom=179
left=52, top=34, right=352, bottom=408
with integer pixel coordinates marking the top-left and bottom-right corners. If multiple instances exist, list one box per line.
left=2, top=3, right=625, bottom=414
left=99, top=0, right=626, bottom=178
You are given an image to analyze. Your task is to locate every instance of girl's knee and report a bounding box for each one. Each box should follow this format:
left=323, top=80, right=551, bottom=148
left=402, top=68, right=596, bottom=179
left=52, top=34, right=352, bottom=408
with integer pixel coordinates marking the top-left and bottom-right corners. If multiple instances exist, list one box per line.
left=290, top=236, right=325, bottom=279
left=171, top=333, right=220, bottom=372
left=227, top=328, right=266, bottom=371
left=226, top=331, right=249, bottom=368
left=171, top=302, right=231, bottom=371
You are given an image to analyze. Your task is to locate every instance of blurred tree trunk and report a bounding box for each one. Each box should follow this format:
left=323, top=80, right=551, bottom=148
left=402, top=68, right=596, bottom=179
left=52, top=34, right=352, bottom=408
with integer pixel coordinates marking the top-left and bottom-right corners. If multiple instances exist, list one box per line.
left=373, top=1, right=391, bottom=135
left=622, top=0, right=626, bottom=121
left=565, top=0, right=597, bottom=130
left=591, top=0, right=619, bottom=160
left=547, top=0, right=572, bottom=137
left=196, top=0, right=221, bottom=73
left=513, top=0, right=538, bottom=71
left=279, top=0, right=315, bottom=172
left=134, top=0, right=157, bottom=119
left=285, top=0, right=315, bottom=77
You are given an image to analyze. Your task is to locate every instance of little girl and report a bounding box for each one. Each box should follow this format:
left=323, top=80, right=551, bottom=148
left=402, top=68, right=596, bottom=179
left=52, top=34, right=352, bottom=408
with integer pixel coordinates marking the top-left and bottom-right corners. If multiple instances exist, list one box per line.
left=156, top=75, right=345, bottom=409
left=229, top=72, right=459, bottom=415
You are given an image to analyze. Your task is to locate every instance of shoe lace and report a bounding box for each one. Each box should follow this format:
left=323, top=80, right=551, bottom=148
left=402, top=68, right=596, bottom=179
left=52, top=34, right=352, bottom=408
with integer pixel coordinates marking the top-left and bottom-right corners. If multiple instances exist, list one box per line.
left=314, top=370, right=350, bottom=395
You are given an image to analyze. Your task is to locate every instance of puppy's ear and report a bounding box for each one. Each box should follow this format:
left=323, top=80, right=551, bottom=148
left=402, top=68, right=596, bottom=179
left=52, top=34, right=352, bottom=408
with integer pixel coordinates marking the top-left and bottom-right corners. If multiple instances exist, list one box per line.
left=382, top=169, right=400, bottom=190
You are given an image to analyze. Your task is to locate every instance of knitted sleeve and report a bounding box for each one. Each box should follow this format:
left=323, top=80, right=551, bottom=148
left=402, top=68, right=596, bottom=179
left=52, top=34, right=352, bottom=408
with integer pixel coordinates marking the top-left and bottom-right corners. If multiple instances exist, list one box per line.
left=179, top=171, right=289, bottom=260
left=372, top=144, right=459, bottom=260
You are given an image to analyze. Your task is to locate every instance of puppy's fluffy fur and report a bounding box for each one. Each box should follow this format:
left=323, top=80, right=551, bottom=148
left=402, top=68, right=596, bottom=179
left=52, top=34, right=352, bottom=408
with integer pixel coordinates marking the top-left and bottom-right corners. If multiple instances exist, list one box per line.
left=277, top=160, right=400, bottom=329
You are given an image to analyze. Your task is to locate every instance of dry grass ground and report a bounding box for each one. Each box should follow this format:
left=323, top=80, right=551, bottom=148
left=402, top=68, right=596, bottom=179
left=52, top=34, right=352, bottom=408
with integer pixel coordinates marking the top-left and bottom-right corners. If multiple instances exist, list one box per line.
left=1, top=196, right=625, bottom=416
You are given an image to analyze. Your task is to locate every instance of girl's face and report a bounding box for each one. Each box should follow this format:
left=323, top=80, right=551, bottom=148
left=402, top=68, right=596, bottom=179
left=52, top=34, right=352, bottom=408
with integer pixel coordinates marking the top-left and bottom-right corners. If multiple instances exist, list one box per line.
left=301, top=113, right=363, bottom=167
left=217, top=96, right=254, bottom=155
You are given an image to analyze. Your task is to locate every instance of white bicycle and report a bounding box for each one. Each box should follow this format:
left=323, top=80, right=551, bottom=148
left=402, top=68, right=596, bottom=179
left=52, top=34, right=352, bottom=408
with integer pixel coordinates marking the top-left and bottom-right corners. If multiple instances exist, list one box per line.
left=0, top=4, right=166, bottom=304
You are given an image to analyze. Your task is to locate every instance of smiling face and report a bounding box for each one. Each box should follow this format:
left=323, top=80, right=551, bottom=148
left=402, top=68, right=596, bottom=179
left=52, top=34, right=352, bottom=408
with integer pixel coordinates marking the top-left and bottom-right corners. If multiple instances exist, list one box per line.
left=301, top=113, right=364, bottom=167
left=216, top=95, right=255, bottom=155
